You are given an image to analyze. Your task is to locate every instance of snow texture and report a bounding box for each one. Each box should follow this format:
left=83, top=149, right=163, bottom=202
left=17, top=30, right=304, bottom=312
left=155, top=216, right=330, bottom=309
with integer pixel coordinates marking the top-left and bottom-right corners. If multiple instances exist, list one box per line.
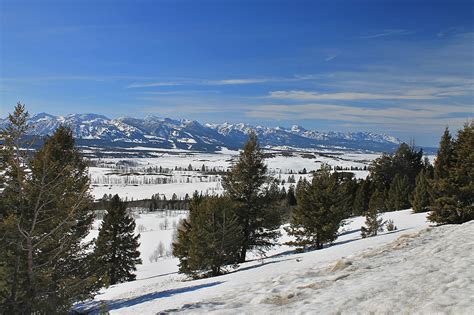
left=74, top=210, right=474, bottom=314
left=0, top=112, right=403, bottom=152
left=88, top=151, right=373, bottom=200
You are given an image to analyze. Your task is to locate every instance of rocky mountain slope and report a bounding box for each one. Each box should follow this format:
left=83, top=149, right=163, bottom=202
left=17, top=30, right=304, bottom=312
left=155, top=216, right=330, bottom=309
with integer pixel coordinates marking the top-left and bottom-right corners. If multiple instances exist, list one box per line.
left=0, top=113, right=401, bottom=152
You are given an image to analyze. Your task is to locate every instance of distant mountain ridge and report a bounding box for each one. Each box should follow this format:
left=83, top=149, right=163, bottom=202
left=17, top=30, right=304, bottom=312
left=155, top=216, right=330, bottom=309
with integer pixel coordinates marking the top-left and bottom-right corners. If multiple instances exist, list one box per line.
left=0, top=112, right=402, bottom=152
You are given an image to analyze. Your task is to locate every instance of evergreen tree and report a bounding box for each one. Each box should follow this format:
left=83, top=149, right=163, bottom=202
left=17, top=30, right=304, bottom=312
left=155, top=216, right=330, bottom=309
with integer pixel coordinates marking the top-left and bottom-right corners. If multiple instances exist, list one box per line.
left=286, top=166, right=346, bottom=251
left=222, top=133, right=282, bottom=262
left=360, top=207, right=385, bottom=238
left=368, top=189, right=385, bottom=215
left=185, top=196, right=242, bottom=278
left=0, top=103, right=30, bottom=313
left=0, top=107, right=97, bottom=313
left=392, top=143, right=424, bottom=188
left=287, top=184, right=297, bottom=206
left=369, top=143, right=424, bottom=197
left=352, top=179, right=371, bottom=216
left=361, top=189, right=386, bottom=238
left=172, top=191, right=201, bottom=275
left=412, top=169, right=433, bottom=213
left=433, top=127, right=454, bottom=180
left=429, top=122, right=474, bottom=224
left=334, top=171, right=358, bottom=217
left=385, top=174, right=411, bottom=211
left=95, top=195, right=142, bottom=286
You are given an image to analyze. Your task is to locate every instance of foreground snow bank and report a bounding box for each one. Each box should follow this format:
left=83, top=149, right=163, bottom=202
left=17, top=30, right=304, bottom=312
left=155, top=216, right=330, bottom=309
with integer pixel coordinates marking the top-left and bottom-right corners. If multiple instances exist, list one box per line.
left=172, top=221, right=474, bottom=314
left=75, top=211, right=473, bottom=314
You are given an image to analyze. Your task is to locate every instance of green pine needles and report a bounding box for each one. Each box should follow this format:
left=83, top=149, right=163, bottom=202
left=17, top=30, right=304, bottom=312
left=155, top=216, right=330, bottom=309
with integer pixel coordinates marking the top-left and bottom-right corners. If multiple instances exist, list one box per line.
left=94, top=194, right=142, bottom=286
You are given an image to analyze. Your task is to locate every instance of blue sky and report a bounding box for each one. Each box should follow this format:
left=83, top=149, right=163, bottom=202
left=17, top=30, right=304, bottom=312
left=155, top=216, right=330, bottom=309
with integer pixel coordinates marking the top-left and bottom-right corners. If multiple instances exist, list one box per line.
left=0, top=0, right=473, bottom=146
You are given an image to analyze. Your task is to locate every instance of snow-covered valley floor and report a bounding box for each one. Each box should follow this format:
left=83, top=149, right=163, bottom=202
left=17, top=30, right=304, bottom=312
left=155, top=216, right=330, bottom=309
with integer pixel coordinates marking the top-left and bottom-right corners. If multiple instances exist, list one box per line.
left=76, top=211, right=473, bottom=314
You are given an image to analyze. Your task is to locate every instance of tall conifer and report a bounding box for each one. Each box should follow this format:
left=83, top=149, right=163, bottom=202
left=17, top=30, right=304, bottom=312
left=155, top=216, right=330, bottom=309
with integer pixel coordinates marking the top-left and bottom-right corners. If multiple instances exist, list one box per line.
left=412, top=169, right=433, bottom=213
left=386, top=174, right=411, bottom=210
left=429, top=122, right=474, bottom=224
left=1, top=106, right=97, bottom=313
left=95, top=195, right=142, bottom=285
left=222, top=133, right=282, bottom=262
left=286, top=166, right=346, bottom=251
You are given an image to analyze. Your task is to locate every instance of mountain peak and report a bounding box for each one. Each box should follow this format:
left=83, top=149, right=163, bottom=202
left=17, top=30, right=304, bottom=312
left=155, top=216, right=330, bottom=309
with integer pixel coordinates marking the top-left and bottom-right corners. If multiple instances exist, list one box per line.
left=0, top=112, right=403, bottom=152
left=66, top=113, right=110, bottom=121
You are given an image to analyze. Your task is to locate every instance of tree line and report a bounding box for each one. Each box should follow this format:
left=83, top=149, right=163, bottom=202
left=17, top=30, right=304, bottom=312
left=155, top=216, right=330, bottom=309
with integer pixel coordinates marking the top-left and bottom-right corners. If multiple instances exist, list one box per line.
left=171, top=121, right=473, bottom=277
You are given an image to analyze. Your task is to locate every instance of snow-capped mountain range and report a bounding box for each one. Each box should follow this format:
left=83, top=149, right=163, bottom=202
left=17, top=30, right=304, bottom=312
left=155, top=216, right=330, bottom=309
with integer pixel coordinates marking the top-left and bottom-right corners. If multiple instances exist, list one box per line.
left=0, top=113, right=402, bottom=152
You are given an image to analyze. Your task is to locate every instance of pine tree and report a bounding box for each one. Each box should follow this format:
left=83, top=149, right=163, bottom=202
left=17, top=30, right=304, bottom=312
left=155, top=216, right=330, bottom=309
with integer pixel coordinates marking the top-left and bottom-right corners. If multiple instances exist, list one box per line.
left=429, top=122, right=474, bottom=224
left=26, top=126, right=97, bottom=312
left=385, top=174, right=411, bottom=211
left=433, top=127, right=454, bottom=180
left=412, top=169, right=433, bottom=213
left=95, top=195, right=142, bottom=286
left=222, top=133, right=282, bottom=262
left=0, top=104, right=31, bottom=313
left=369, top=142, right=424, bottom=198
left=360, top=207, right=385, bottom=238
left=368, top=189, right=385, bottom=215
left=352, top=179, right=371, bottom=216
left=334, top=171, right=358, bottom=217
left=286, top=166, right=346, bottom=251
left=187, top=196, right=242, bottom=278
left=287, top=184, right=297, bottom=206
left=172, top=191, right=201, bottom=275
left=1, top=107, right=97, bottom=313
left=361, top=190, right=386, bottom=238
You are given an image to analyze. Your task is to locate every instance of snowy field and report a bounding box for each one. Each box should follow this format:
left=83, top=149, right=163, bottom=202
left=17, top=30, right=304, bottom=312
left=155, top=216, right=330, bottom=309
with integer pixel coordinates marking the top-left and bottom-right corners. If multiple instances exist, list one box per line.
left=74, top=209, right=473, bottom=314
left=88, top=148, right=378, bottom=200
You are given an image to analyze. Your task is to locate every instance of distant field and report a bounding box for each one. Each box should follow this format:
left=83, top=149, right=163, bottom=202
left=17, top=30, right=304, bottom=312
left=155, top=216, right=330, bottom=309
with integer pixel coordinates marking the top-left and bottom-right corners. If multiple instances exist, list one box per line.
left=86, top=147, right=383, bottom=201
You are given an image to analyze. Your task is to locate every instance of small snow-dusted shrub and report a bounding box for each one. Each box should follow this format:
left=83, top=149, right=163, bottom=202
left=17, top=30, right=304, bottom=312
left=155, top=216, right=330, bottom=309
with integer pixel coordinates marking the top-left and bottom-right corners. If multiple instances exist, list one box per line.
left=149, top=241, right=166, bottom=262
left=386, top=219, right=397, bottom=232
left=136, top=224, right=147, bottom=233
left=159, top=218, right=170, bottom=230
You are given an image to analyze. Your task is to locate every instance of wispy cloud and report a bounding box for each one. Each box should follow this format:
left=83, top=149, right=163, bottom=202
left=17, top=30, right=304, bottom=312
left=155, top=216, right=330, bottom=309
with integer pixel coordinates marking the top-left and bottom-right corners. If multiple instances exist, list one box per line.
left=266, top=90, right=440, bottom=101
left=126, top=76, right=311, bottom=89
left=126, top=82, right=182, bottom=88
left=1, top=75, right=149, bottom=84
left=325, top=54, right=338, bottom=62
left=142, top=104, right=240, bottom=115
left=360, top=29, right=413, bottom=39
left=204, top=78, right=272, bottom=85
left=246, top=102, right=472, bottom=129
left=437, top=26, right=465, bottom=37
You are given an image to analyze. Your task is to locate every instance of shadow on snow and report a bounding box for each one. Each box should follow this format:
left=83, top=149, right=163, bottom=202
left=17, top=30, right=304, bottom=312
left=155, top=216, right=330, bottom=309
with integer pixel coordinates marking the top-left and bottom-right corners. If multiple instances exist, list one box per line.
left=73, top=281, right=223, bottom=314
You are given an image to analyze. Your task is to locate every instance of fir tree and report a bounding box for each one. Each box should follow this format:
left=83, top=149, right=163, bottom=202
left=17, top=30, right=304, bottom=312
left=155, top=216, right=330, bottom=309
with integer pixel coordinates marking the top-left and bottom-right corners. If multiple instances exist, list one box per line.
left=286, top=166, right=346, bottom=251
left=352, top=179, right=371, bottom=216
left=429, top=122, right=474, bottom=224
left=369, top=142, right=424, bottom=196
left=186, top=196, right=242, bottom=278
left=334, top=171, right=358, bottom=217
left=361, top=207, right=385, bottom=238
left=433, top=127, right=454, bottom=180
left=368, top=189, right=385, bottom=215
left=1, top=107, right=97, bottom=313
left=287, top=184, right=297, bottom=206
left=361, top=190, right=386, bottom=238
left=0, top=103, right=30, bottom=313
left=412, top=169, right=433, bottom=213
left=172, top=192, right=201, bottom=275
left=222, top=133, right=282, bottom=262
left=385, top=174, right=411, bottom=211
left=95, top=195, right=142, bottom=286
